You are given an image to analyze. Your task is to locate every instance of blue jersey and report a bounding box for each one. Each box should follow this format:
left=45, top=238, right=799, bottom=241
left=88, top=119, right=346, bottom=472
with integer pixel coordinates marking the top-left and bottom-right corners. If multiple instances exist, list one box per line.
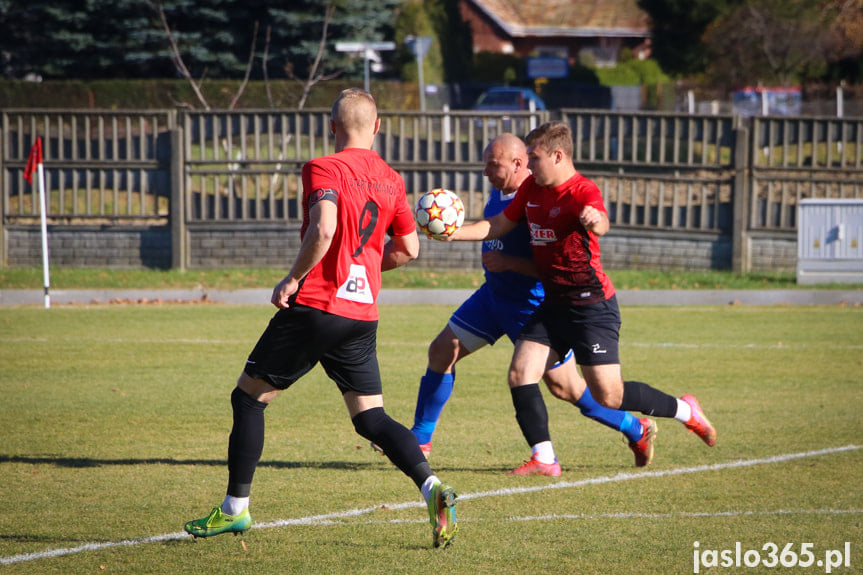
left=448, top=188, right=544, bottom=348
left=482, top=187, right=544, bottom=306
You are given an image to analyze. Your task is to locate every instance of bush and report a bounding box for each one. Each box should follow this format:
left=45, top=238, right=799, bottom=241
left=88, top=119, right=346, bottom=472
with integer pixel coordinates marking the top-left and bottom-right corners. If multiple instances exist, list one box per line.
left=0, top=79, right=422, bottom=110
left=595, top=57, right=671, bottom=87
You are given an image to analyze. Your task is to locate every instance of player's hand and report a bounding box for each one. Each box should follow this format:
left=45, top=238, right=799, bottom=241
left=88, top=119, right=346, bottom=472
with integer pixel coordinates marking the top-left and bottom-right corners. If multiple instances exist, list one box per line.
left=580, top=205, right=602, bottom=229
left=438, top=229, right=458, bottom=242
left=482, top=250, right=510, bottom=272
left=271, top=277, right=299, bottom=309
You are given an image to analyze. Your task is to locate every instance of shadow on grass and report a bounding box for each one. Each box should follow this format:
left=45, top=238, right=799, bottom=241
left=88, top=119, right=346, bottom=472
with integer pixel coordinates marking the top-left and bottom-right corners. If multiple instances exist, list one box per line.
left=0, top=454, right=384, bottom=471
left=1, top=454, right=522, bottom=474
left=0, top=533, right=98, bottom=545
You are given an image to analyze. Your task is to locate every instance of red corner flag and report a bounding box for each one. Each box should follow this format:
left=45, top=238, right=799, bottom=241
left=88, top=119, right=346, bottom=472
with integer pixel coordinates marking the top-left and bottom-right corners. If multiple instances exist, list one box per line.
left=24, top=137, right=43, bottom=185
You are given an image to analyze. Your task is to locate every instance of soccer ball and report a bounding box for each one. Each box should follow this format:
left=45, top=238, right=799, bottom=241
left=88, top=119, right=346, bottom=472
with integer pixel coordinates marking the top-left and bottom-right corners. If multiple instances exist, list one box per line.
left=415, top=188, right=465, bottom=240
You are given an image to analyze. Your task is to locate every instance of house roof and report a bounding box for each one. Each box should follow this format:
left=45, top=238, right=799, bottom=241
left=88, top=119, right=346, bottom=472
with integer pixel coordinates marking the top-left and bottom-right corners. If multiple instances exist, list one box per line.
left=469, top=0, right=650, bottom=38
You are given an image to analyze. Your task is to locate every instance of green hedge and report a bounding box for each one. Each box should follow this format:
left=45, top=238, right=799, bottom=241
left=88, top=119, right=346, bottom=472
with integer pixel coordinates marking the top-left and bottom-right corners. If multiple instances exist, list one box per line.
left=0, top=79, right=422, bottom=110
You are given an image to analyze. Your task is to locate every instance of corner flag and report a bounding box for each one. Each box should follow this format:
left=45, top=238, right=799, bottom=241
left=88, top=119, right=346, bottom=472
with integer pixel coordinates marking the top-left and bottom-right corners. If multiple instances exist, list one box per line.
left=24, top=137, right=51, bottom=309
left=23, top=137, right=42, bottom=185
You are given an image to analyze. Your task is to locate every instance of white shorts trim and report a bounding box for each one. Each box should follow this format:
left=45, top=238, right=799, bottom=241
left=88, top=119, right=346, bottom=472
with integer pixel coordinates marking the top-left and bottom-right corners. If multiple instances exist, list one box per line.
left=448, top=319, right=490, bottom=354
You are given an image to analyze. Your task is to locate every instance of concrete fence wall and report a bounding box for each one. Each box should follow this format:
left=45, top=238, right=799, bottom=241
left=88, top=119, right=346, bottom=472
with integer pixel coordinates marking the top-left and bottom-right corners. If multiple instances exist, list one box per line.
left=1, top=223, right=797, bottom=273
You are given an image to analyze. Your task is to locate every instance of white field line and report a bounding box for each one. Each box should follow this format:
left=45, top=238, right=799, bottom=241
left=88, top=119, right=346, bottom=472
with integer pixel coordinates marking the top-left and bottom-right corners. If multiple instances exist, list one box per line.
left=452, top=444, right=862, bottom=502
left=504, top=508, right=863, bottom=523
left=625, top=342, right=863, bottom=350
left=260, top=507, right=863, bottom=527
left=1, top=445, right=859, bottom=566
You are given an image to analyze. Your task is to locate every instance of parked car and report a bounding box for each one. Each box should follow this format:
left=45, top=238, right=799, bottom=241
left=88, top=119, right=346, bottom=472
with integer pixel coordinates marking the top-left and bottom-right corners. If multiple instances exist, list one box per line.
left=472, top=87, right=547, bottom=112
left=471, top=87, right=546, bottom=132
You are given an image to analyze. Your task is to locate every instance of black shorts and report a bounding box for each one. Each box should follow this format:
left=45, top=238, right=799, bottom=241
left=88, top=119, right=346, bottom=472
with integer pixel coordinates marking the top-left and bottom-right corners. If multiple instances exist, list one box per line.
left=519, top=295, right=621, bottom=366
left=244, top=304, right=382, bottom=395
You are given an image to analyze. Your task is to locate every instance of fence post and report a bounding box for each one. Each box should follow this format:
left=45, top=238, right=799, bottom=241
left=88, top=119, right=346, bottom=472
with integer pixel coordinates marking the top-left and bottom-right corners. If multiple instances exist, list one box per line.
left=0, top=112, right=5, bottom=267
left=170, top=127, right=186, bottom=271
left=732, top=125, right=750, bottom=273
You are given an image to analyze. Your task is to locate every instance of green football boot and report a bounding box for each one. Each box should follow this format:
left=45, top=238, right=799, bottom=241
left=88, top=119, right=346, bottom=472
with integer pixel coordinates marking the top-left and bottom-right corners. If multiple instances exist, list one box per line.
left=184, top=506, right=251, bottom=538
left=427, top=482, right=458, bottom=549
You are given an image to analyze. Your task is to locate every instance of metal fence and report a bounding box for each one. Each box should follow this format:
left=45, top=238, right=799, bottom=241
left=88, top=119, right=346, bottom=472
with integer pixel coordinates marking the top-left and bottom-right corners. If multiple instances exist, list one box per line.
left=749, top=116, right=863, bottom=231
left=560, top=109, right=739, bottom=233
left=2, top=107, right=862, bottom=266
left=182, top=109, right=321, bottom=222
left=1, top=109, right=176, bottom=223
left=180, top=108, right=550, bottom=222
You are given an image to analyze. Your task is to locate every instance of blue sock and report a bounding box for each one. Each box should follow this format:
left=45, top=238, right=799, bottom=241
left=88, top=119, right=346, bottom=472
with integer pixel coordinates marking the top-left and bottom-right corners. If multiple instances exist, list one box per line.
left=411, top=368, right=454, bottom=444
left=575, top=385, right=643, bottom=443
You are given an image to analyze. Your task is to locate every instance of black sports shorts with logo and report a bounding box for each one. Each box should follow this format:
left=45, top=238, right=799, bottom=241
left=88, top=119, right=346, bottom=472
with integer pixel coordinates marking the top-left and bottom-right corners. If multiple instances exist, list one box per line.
left=243, top=304, right=382, bottom=395
left=518, top=294, right=621, bottom=366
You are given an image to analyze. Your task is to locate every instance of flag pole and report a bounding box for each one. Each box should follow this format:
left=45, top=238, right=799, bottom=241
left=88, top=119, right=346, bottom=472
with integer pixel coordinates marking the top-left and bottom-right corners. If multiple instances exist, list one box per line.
left=36, top=141, right=50, bottom=309
left=24, top=137, right=49, bottom=308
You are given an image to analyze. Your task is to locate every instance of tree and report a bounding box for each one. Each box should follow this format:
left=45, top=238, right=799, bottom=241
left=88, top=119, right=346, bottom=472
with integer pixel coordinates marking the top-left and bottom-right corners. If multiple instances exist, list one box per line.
left=424, top=0, right=473, bottom=83
left=636, top=0, right=738, bottom=78
left=821, top=0, right=863, bottom=81
left=821, top=0, right=863, bottom=64
left=0, top=0, right=401, bottom=81
left=704, top=0, right=863, bottom=87
left=0, top=0, right=155, bottom=79
left=393, top=0, right=443, bottom=84
left=266, top=0, right=400, bottom=82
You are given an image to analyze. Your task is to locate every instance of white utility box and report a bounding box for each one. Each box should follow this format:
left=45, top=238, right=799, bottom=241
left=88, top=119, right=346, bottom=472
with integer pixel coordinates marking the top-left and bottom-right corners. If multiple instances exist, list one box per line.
left=797, top=199, right=863, bottom=284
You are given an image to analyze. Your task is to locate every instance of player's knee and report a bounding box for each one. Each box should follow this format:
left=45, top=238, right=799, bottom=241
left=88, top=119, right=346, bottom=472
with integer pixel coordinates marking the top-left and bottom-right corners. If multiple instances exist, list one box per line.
left=231, top=386, right=268, bottom=412
left=543, top=378, right=572, bottom=402
left=351, top=406, right=388, bottom=441
left=509, top=365, right=541, bottom=388
left=428, top=333, right=458, bottom=371
left=591, top=386, right=623, bottom=409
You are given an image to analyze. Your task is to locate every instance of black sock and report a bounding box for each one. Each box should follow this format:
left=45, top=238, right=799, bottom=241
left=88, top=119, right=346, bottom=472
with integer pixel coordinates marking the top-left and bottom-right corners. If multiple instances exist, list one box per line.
left=510, top=383, right=551, bottom=447
left=352, top=407, right=432, bottom=489
left=227, top=387, right=268, bottom=498
left=619, top=380, right=678, bottom=418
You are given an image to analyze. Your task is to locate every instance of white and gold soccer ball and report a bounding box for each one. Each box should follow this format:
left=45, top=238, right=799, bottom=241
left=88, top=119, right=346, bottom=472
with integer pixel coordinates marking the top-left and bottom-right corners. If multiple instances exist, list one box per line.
left=415, top=188, right=465, bottom=240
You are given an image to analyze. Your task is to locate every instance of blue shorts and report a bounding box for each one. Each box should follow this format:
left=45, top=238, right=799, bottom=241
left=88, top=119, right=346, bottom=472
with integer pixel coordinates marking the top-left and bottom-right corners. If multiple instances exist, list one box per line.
left=448, top=283, right=541, bottom=353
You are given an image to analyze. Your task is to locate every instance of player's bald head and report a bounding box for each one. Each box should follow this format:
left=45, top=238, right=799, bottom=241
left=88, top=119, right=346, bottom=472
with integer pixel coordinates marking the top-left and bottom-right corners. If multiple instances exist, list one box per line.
left=485, top=132, right=527, bottom=163
left=332, top=88, right=378, bottom=134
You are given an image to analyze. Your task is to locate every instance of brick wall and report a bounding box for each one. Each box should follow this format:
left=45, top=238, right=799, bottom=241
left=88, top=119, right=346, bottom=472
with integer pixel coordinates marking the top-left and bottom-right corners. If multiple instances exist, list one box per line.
left=188, top=224, right=302, bottom=268
left=3, top=224, right=797, bottom=273
left=746, top=231, right=798, bottom=273
left=599, top=229, right=732, bottom=271
left=5, top=225, right=172, bottom=269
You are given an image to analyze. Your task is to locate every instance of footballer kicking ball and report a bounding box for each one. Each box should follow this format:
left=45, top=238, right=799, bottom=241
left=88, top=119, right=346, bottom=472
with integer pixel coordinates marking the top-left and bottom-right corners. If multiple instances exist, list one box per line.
left=415, top=188, right=465, bottom=240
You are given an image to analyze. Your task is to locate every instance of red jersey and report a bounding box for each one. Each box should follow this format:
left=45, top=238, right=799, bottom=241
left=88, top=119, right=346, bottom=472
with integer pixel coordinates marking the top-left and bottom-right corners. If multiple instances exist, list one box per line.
left=294, top=147, right=415, bottom=321
left=503, top=172, right=615, bottom=305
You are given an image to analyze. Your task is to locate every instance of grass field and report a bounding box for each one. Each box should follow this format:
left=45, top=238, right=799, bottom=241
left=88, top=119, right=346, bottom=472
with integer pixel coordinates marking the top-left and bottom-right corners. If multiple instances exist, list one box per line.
left=0, top=266, right=832, bottom=291
left=1, top=302, right=861, bottom=574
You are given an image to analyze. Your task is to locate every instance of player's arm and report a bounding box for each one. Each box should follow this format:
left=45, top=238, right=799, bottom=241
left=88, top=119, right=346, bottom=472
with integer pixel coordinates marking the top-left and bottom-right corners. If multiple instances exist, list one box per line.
left=580, top=205, right=609, bottom=236
left=272, top=195, right=337, bottom=308
left=382, top=230, right=419, bottom=271
left=450, top=211, right=517, bottom=242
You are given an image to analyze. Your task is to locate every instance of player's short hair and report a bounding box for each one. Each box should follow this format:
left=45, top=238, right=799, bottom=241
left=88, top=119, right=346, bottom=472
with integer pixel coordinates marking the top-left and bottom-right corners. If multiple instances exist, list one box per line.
left=526, top=121, right=573, bottom=159
left=332, top=88, right=377, bottom=133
